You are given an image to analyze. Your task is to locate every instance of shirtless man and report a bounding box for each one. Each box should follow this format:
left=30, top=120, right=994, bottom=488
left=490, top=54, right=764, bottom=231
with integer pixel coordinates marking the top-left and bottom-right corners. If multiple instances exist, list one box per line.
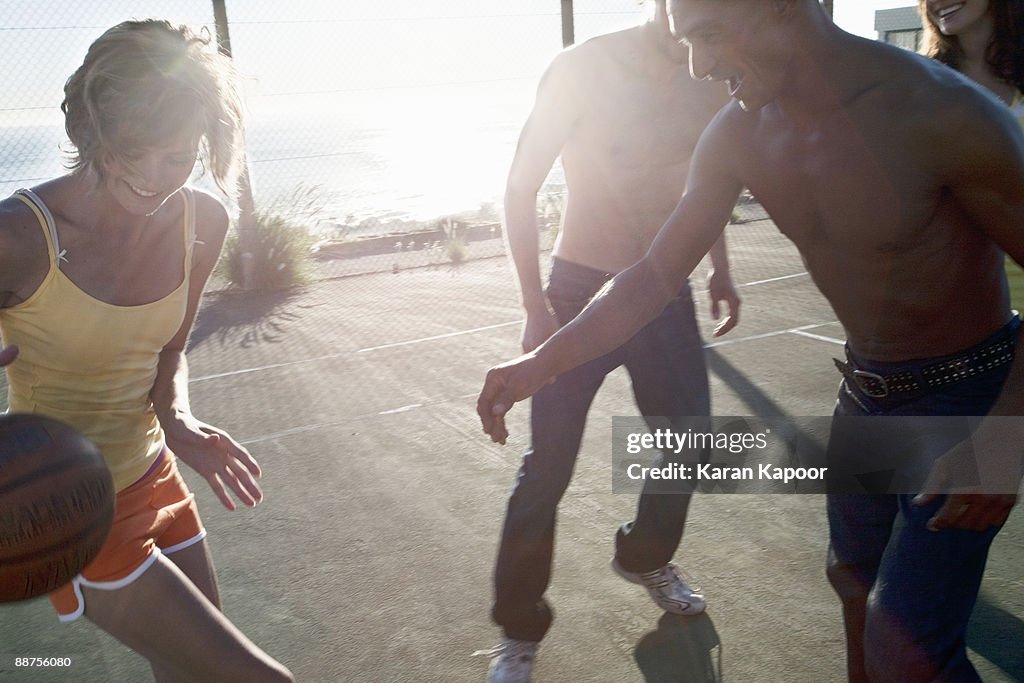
left=478, top=1, right=1024, bottom=680
left=481, top=2, right=737, bottom=680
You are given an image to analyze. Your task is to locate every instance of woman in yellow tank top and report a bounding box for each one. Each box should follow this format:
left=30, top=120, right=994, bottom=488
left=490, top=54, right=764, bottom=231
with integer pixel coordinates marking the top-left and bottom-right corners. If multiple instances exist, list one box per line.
left=0, top=20, right=292, bottom=682
left=919, top=0, right=1024, bottom=306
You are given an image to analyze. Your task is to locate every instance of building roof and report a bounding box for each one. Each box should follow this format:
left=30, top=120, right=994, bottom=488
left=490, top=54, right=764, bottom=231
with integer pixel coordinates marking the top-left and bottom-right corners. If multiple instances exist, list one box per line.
left=875, top=6, right=922, bottom=33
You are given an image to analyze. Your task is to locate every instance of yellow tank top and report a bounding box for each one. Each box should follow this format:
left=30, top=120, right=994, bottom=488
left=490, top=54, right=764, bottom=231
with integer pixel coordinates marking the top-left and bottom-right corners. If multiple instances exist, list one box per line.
left=1, top=188, right=194, bottom=491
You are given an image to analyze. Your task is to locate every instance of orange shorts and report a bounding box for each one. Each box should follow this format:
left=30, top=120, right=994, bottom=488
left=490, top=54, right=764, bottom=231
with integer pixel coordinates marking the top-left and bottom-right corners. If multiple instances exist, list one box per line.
left=49, top=449, right=206, bottom=622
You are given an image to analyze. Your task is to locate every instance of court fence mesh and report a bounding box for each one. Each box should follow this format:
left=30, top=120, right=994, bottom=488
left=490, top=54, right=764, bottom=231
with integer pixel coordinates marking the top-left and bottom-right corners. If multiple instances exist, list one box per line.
left=0, top=0, right=791, bottom=398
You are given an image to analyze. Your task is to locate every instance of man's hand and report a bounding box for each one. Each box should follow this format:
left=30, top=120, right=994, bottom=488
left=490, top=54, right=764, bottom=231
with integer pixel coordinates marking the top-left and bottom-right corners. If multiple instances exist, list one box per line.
left=913, top=491, right=1017, bottom=532
left=0, top=345, right=18, bottom=367
left=707, top=268, right=741, bottom=337
left=163, top=414, right=263, bottom=511
left=913, top=419, right=1023, bottom=531
left=477, top=354, right=551, bottom=444
left=521, top=308, right=560, bottom=353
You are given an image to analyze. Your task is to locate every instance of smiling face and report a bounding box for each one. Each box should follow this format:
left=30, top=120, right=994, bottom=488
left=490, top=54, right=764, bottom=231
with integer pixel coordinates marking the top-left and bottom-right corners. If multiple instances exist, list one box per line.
left=62, top=20, right=244, bottom=200
left=100, top=137, right=199, bottom=216
left=666, top=0, right=794, bottom=112
left=924, top=0, right=992, bottom=36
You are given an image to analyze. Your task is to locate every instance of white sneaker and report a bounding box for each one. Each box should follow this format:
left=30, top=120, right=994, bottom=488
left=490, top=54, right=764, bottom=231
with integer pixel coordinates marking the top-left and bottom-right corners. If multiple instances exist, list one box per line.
left=611, top=558, right=706, bottom=615
left=473, top=639, right=538, bottom=683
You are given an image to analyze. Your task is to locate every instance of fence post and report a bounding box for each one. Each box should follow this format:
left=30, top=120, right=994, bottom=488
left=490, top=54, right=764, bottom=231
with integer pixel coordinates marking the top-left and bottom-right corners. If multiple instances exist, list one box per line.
left=561, top=0, right=574, bottom=47
left=212, top=0, right=256, bottom=289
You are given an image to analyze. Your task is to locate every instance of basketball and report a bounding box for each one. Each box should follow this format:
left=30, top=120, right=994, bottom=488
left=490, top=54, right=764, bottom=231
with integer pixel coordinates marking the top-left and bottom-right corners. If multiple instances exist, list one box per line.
left=0, top=413, right=115, bottom=602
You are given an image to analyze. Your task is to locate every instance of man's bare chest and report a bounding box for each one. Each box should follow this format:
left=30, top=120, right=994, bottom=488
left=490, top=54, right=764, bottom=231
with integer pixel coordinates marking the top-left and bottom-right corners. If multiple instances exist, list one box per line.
left=572, top=84, right=708, bottom=171
left=743, top=123, right=938, bottom=252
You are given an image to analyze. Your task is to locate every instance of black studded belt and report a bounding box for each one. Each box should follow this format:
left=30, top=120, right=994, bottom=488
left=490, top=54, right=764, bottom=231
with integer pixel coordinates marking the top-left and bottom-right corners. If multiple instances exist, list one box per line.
left=833, top=335, right=1015, bottom=399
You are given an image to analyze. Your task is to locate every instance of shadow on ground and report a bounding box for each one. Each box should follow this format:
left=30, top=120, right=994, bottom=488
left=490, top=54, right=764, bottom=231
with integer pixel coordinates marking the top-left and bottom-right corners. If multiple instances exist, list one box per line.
left=634, top=612, right=722, bottom=682
left=189, top=288, right=305, bottom=351
left=706, top=349, right=790, bottom=418
left=968, top=592, right=1024, bottom=680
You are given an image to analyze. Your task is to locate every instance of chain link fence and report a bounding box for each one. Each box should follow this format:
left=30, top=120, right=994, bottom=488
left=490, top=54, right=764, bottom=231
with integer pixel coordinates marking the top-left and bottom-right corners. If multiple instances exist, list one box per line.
left=1, top=0, right=775, bottom=301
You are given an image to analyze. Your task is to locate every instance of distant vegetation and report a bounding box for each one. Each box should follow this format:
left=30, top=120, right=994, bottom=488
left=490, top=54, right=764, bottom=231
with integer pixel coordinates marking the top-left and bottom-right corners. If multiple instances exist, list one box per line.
left=216, top=186, right=321, bottom=290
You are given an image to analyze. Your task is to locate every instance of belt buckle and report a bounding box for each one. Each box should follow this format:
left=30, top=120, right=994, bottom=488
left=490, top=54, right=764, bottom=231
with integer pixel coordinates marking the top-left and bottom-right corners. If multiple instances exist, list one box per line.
left=852, top=370, right=889, bottom=398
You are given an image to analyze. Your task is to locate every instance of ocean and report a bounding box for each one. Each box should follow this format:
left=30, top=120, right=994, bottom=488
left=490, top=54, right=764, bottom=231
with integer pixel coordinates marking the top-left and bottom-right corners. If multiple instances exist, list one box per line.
left=0, top=0, right=650, bottom=235
left=0, top=83, right=543, bottom=235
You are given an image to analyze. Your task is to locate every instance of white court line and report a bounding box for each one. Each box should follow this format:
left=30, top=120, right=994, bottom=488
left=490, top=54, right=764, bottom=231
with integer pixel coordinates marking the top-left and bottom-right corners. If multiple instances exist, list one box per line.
left=680, top=271, right=811, bottom=296
left=191, top=352, right=349, bottom=383
left=191, top=271, right=824, bottom=384
left=789, top=329, right=845, bottom=346
left=364, top=272, right=812, bottom=354
left=239, top=393, right=478, bottom=445
left=356, top=320, right=519, bottom=354
left=739, top=271, right=809, bottom=288
left=705, top=322, right=837, bottom=349
left=378, top=403, right=423, bottom=415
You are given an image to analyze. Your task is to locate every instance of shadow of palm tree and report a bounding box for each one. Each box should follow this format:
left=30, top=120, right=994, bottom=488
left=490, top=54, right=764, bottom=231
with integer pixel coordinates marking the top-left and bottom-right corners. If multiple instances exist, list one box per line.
left=189, top=288, right=305, bottom=351
left=634, top=612, right=723, bottom=682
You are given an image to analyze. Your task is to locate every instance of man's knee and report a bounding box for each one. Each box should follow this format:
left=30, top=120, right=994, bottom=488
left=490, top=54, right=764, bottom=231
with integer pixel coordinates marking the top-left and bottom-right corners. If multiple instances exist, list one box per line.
left=825, top=555, right=870, bottom=607
left=862, top=600, right=941, bottom=683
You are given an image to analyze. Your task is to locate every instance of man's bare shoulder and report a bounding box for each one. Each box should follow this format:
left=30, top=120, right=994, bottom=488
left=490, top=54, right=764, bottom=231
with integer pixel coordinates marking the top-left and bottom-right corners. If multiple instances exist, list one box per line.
left=681, top=99, right=755, bottom=185
left=913, top=64, right=1017, bottom=132
left=700, top=99, right=756, bottom=146
left=547, top=26, right=643, bottom=81
left=847, top=40, right=1009, bottom=135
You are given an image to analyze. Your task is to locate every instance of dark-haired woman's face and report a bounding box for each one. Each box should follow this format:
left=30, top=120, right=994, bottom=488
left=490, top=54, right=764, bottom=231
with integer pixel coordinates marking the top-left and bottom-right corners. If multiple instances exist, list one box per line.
left=926, top=0, right=991, bottom=36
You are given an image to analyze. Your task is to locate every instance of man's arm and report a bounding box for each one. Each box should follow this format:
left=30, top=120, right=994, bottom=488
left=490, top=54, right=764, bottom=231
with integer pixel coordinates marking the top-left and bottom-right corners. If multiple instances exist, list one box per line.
left=504, top=52, right=581, bottom=351
left=939, top=90, right=1024, bottom=420
left=706, top=233, right=740, bottom=337
left=915, top=88, right=1024, bottom=529
left=479, top=112, right=745, bottom=442
left=691, top=78, right=740, bottom=338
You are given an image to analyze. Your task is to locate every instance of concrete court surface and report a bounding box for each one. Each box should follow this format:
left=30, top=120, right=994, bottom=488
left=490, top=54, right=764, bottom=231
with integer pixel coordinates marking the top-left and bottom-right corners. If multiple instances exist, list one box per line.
left=1, top=219, right=1022, bottom=682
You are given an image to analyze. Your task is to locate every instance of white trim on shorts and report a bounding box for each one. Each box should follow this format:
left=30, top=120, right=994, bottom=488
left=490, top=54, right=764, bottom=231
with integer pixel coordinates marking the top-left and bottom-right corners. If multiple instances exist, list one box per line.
left=57, top=529, right=208, bottom=623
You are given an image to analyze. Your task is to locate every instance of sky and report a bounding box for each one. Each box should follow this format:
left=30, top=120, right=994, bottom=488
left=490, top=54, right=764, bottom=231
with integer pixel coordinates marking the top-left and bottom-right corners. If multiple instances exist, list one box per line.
left=0, top=0, right=926, bottom=220
left=834, top=0, right=919, bottom=38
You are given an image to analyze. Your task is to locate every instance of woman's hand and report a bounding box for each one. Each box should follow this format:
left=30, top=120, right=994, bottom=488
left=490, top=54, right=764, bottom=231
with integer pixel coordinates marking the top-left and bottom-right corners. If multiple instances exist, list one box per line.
left=163, top=415, right=263, bottom=511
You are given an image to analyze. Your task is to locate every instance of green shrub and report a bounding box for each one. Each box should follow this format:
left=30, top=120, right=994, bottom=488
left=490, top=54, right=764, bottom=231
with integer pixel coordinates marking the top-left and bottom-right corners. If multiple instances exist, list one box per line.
left=445, top=236, right=468, bottom=265
left=438, top=216, right=468, bottom=266
left=218, top=209, right=315, bottom=290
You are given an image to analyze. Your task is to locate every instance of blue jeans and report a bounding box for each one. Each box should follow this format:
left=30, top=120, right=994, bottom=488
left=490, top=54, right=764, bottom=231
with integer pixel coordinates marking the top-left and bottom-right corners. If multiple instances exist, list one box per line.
left=826, top=317, right=1019, bottom=682
left=492, top=257, right=710, bottom=642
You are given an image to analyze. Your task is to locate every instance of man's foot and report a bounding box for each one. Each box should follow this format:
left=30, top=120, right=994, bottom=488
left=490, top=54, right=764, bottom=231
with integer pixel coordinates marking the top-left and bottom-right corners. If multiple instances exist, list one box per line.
left=611, top=558, right=706, bottom=615
left=473, top=639, right=538, bottom=683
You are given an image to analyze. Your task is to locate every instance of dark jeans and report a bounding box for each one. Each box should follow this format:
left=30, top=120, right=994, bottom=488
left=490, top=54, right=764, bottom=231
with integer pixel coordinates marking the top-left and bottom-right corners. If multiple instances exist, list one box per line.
left=492, top=257, right=710, bottom=642
left=826, top=316, right=1019, bottom=682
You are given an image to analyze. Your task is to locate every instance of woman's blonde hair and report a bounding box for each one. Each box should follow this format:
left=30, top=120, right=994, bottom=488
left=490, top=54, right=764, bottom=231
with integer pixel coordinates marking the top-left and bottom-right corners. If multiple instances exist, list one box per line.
left=62, top=19, right=245, bottom=196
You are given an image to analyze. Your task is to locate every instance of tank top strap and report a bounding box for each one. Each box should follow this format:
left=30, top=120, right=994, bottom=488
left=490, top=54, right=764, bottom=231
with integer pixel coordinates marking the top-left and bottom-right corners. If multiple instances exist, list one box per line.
left=13, top=188, right=64, bottom=267
left=182, top=187, right=197, bottom=269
